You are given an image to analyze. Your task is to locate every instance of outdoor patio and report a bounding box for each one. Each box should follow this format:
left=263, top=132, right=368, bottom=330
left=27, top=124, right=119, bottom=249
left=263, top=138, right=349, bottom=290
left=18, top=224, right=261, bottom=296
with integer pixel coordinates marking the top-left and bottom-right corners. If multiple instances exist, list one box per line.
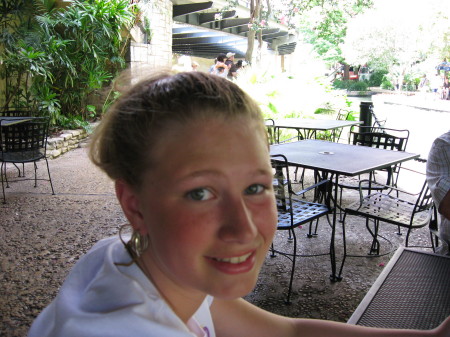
left=0, top=129, right=435, bottom=337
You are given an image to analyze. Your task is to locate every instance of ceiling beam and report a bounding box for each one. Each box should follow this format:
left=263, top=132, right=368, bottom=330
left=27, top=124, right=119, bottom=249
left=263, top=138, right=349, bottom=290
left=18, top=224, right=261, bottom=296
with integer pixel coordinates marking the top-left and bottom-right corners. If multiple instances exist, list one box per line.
left=198, top=10, right=236, bottom=24
left=173, top=2, right=213, bottom=17
left=220, top=18, right=250, bottom=29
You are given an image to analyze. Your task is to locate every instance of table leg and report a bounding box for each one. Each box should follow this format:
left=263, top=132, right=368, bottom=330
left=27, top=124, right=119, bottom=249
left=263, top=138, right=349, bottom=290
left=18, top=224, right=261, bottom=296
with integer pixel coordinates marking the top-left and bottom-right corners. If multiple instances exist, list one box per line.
left=330, top=173, right=342, bottom=282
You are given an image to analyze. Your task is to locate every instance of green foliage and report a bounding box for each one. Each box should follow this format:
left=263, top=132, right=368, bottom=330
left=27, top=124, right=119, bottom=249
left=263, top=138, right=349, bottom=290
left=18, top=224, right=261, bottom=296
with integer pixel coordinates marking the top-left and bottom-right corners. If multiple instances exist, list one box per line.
left=295, top=1, right=374, bottom=64
left=0, top=0, right=135, bottom=127
left=314, top=107, right=334, bottom=115
left=332, top=79, right=369, bottom=91
left=57, top=115, right=93, bottom=133
left=381, top=77, right=394, bottom=90
left=368, top=70, right=388, bottom=86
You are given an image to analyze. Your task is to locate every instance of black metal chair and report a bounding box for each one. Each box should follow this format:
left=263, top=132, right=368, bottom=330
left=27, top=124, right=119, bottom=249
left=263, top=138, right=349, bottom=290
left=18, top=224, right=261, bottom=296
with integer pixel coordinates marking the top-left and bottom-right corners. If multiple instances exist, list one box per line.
left=327, top=109, right=352, bottom=143
left=338, top=169, right=435, bottom=278
left=265, top=118, right=277, bottom=145
left=0, top=109, right=34, bottom=176
left=0, top=117, right=55, bottom=203
left=337, top=126, right=410, bottom=221
left=0, top=109, right=33, bottom=117
left=270, top=154, right=332, bottom=303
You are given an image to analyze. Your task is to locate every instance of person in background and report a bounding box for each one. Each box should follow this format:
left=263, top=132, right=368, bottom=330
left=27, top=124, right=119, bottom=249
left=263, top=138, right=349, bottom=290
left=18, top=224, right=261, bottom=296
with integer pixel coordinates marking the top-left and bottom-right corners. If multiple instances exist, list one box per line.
left=418, top=74, right=429, bottom=92
left=225, top=52, right=235, bottom=69
left=212, top=53, right=228, bottom=77
left=441, top=76, right=449, bottom=100
left=191, top=61, right=199, bottom=72
left=28, top=70, right=450, bottom=337
left=427, top=131, right=450, bottom=255
left=228, top=60, right=245, bottom=80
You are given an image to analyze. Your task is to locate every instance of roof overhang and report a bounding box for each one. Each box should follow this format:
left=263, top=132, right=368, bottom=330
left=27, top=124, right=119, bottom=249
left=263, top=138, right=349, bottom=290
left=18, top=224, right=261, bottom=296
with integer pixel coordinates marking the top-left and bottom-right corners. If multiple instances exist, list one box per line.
left=171, top=0, right=297, bottom=59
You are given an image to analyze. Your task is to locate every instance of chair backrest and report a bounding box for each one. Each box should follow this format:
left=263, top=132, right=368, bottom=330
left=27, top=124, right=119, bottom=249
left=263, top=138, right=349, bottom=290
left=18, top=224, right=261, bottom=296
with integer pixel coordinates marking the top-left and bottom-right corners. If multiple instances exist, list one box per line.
left=265, top=119, right=276, bottom=145
left=271, top=154, right=292, bottom=212
left=1, top=117, right=49, bottom=160
left=0, top=109, right=32, bottom=117
left=336, top=109, right=351, bottom=121
left=410, top=179, right=435, bottom=228
left=349, top=126, right=409, bottom=152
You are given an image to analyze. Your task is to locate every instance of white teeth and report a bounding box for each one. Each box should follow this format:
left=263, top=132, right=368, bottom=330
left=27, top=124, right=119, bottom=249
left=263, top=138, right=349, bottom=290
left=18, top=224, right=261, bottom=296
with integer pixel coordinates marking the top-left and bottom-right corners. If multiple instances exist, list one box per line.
left=215, top=252, right=252, bottom=264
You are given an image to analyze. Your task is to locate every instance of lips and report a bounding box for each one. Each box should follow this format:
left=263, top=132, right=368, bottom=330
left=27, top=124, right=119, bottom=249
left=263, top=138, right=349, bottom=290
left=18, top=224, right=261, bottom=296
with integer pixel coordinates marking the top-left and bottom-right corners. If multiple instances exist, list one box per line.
left=207, top=251, right=256, bottom=274
left=213, top=252, right=253, bottom=264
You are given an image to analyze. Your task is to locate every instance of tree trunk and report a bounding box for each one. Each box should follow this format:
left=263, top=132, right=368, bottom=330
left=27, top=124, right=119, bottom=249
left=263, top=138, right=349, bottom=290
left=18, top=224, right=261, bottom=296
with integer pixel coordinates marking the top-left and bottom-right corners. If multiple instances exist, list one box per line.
left=246, top=30, right=255, bottom=62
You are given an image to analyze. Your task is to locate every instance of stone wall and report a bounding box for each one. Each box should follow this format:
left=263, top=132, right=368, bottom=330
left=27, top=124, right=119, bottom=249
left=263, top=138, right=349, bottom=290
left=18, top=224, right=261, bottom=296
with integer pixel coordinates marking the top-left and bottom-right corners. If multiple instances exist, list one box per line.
left=47, top=129, right=89, bottom=159
left=127, top=0, right=173, bottom=69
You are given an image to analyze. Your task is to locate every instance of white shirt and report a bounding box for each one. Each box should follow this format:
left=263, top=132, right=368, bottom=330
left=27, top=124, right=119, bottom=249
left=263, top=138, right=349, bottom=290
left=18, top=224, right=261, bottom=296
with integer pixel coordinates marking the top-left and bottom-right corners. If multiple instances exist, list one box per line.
left=426, top=131, right=450, bottom=253
left=28, top=237, right=216, bottom=337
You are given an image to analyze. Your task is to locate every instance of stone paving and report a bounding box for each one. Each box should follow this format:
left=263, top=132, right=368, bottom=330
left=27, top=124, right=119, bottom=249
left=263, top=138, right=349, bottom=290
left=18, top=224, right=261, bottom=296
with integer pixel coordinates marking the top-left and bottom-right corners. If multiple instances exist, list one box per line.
left=0, top=95, right=447, bottom=336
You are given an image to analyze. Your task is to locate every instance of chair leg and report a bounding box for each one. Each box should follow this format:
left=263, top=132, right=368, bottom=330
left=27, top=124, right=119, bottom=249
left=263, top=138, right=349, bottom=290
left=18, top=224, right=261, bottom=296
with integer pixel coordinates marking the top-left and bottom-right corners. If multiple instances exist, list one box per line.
left=307, top=219, right=319, bottom=238
left=430, top=231, right=437, bottom=253
left=285, top=229, right=297, bottom=305
left=12, top=163, right=21, bottom=177
left=270, top=242, right=276, bottom=257
left=287, top=228, right=293, bottom=241
left=405, top=226, right=413, bottom=247
left=366, top=219, right=380, bottom=255
left=34, top=162, right=38, bottom=188
left=1, top=163, right=6, bottom=204
left=44, top=158, right=55, bottom=195
left=3, top=163, right=10, bottom=188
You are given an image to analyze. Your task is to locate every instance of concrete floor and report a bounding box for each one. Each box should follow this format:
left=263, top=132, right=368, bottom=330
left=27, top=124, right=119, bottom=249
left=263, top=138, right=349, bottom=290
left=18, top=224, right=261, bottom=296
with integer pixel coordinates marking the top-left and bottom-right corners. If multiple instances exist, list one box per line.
left=1, top=94, right=447, bottom=336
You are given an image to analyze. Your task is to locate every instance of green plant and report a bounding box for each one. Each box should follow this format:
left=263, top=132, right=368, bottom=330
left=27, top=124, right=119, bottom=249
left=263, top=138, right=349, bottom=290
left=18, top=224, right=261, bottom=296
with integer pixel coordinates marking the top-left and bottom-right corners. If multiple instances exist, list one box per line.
left=57, top=115, right=93, bottom=133
left=347, top=81, right=369, bottom=91
left=0, top=0, right=135, bottom=127
left=86, top=105, right=97, bottom=119
left=332, top=79, right=369, bottom=91
left=368, top=70, right=388, bottom=86
left=381, top=78, right=394, bottom=90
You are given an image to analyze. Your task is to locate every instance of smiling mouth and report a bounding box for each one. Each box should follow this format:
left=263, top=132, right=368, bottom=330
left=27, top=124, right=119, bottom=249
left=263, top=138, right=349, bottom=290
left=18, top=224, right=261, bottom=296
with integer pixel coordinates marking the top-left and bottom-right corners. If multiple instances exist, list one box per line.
left=212, top=252, right=253, bottom=264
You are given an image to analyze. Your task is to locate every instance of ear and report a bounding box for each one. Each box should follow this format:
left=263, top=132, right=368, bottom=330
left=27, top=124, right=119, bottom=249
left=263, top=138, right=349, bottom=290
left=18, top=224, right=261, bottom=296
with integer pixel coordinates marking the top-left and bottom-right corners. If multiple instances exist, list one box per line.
left=115, top=180, right=148, bottom=235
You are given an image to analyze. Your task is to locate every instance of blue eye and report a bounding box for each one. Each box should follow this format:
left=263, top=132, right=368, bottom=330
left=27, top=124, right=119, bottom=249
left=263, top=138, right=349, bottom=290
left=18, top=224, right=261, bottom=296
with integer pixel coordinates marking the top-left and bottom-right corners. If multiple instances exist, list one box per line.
left=186, top=188, right=213, bottom=201
left=245, top=184, right=265, bottom=195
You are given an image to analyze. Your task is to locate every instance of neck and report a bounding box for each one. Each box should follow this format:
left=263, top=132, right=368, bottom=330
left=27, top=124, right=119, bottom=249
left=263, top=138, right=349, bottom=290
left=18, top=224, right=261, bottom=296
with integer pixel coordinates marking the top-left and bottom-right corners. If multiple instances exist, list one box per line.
left=136, top=256, right=205, bottom=323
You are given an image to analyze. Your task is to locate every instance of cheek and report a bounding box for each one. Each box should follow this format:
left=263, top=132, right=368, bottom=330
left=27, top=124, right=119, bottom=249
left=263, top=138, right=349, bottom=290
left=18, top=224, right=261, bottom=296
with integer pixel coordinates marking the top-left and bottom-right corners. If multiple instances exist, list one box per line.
left=151, top=206, right=219, bottom=248
left=253, top=197, right=278, bottom=240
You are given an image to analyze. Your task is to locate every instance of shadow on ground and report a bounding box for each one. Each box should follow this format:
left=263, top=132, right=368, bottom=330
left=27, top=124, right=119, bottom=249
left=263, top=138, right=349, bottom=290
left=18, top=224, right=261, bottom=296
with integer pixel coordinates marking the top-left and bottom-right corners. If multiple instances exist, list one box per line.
left=0, top=145, right=434, bottom=337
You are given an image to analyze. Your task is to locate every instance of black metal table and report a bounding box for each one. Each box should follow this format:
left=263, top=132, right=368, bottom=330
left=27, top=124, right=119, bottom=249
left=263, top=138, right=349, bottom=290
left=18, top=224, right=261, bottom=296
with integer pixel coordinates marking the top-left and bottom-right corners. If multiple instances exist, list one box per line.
left=270, top=140, right=420, bottom=280
left=270, top=118, right=361, bottom=142
left=348, top=247, right=450, bottom=330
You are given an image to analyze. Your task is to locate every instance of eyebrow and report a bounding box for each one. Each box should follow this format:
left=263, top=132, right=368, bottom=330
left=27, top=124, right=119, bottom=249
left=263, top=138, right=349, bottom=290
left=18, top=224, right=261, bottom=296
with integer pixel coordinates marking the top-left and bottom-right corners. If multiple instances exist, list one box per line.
left=178, top=167, right=272, bottom=182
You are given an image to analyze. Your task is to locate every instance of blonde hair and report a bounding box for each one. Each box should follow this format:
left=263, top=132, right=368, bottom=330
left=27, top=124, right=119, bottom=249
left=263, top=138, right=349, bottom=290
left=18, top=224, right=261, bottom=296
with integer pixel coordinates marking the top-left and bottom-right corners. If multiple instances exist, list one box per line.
left=89, top=69, right=266, bottom=188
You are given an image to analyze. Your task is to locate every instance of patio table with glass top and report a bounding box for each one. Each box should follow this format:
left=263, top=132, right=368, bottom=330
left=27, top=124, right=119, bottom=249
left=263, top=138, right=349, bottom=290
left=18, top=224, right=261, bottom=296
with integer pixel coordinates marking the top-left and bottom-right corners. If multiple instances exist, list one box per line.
left=269, top=118, right=361, bottom=142
left=269, top=139, right=420, bottom=281
left=0, top=116, right=35, bottom=126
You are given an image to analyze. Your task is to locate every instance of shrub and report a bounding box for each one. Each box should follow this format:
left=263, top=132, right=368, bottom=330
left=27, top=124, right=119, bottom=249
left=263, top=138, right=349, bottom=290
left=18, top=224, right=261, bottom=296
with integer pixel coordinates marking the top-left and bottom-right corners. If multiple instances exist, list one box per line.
left=368, top=70, right=388, bottom=86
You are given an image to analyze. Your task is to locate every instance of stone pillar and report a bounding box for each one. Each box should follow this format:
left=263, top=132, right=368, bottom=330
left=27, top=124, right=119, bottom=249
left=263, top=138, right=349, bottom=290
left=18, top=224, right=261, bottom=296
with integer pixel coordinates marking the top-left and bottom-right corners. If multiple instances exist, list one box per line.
left=127, top=0, right=173, bottom=70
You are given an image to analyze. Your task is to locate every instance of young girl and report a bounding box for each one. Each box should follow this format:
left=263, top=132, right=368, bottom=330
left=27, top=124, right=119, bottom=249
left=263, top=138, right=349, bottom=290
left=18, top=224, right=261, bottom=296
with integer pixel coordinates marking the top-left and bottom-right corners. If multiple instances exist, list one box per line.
left=28, top=70, right=449, bottom=337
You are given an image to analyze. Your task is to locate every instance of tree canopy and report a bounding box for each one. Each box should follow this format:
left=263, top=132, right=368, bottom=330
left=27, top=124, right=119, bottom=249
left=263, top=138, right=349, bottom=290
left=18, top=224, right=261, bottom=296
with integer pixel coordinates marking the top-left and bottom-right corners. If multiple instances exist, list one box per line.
left=227, top=0, right=373, bottom=64
left=341, top=0, right=450, bottom=74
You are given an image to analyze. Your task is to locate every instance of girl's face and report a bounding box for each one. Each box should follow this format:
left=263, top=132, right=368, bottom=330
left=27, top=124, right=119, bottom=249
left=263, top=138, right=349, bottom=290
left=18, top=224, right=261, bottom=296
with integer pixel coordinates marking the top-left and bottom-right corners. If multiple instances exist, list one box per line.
left=133, top=117, right=277, bottom=303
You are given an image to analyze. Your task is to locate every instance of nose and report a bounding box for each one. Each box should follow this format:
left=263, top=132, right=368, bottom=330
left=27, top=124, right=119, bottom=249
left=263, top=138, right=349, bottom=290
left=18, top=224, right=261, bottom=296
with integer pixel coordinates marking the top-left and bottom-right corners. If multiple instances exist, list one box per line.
left=218, top=196, right=258, bottom=243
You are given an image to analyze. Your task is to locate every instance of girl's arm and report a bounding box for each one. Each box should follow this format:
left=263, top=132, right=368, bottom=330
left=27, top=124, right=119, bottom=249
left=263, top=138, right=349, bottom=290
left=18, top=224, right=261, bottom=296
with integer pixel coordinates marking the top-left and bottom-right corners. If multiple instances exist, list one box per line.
left=211, top=298, right=450, bottom=337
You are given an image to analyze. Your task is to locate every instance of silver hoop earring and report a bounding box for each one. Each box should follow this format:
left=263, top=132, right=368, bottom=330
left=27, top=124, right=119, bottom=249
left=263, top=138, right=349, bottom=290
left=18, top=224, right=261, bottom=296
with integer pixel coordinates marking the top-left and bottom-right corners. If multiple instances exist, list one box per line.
left=129, top=230, right=149, bottom=259
left=117, top=224, right=149, bottom=266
